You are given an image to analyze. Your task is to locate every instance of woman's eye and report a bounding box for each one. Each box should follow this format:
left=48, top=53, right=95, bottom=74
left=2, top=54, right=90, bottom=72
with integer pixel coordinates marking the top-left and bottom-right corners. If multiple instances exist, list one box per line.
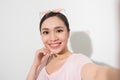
left=57, top=29, right=63, bottom=33
left=42, top=31, right=49, bottom=35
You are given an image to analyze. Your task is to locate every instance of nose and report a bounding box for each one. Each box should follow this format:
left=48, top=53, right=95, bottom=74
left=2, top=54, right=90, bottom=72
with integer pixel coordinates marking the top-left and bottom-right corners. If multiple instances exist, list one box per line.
left=49, top=32, right=58, bottom=41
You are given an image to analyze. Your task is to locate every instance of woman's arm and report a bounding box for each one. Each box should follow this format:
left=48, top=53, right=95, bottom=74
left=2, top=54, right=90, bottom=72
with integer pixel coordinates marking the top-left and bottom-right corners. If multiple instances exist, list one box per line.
left=105, top=67, right=120, bottom=80
left=82, top=63, right=120, bottom=80
left=81, top=63, right=98, bottom=80
left=26, top=64, right=39, bottom=80
left=26, top=48, right=51, bottom=80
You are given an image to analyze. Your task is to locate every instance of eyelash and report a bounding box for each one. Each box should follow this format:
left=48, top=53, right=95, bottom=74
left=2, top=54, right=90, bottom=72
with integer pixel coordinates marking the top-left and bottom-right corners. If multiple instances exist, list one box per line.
left=56, top=29, right=63, bottom=33
left=42, top=31, right=49, bottom=35
left=42, top=29, right=63, bottom=35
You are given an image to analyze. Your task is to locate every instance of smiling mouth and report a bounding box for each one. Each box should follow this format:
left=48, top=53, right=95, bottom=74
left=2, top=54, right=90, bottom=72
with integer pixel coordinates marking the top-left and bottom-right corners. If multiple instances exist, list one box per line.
left=49, top=42, right=62, bottom=49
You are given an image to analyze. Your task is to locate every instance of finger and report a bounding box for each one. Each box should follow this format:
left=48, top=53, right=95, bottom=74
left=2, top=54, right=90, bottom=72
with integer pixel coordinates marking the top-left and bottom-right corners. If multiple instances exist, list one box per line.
left=50, top=51, right=54, bottom=54
left=41, top=53, right=50, bottom=63
left=40, top=48, right=49, bottom=55
left=43, top=47, right=51, bottom=55
left=48, top=51, right=53, bottom=56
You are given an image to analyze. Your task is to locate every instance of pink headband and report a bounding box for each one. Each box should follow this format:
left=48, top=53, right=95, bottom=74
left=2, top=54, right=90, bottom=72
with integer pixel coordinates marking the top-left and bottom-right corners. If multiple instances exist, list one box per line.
left=39, top=8, right=65, bottom=15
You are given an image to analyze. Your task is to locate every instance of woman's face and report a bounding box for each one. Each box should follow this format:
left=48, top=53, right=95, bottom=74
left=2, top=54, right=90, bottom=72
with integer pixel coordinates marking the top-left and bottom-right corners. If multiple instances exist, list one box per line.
left=41, top=16, right=69, bottom=54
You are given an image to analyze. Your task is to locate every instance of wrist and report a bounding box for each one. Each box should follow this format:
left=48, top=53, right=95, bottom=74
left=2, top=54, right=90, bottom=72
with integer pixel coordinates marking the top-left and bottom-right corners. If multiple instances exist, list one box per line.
left=31, top=63, right=40, bottom=69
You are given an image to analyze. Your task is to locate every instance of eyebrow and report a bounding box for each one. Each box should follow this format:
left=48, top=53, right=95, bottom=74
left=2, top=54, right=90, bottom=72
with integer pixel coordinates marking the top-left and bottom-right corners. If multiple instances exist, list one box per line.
left=55, top=26, right=64, bottom=29
left=41, top=26, right=64, bottom=31
left=41, top=28, right=49, bottom=31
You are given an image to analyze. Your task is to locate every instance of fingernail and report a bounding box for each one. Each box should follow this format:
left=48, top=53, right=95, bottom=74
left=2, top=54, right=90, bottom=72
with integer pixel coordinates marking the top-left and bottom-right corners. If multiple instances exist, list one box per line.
left=50, top=52, right=54, bottom=54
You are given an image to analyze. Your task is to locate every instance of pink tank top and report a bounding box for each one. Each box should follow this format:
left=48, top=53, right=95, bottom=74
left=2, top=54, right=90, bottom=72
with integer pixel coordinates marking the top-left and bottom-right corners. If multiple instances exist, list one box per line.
left=37, top=53, right=92, bottom=80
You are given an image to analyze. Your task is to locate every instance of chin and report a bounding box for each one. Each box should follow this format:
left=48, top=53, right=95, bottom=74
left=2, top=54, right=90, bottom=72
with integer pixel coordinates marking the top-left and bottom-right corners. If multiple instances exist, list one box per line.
left=49, top=49, right=60, bottom=54
left=47, top=46, right=59, bottom=53
left=50, top=48, right=66, bottom=55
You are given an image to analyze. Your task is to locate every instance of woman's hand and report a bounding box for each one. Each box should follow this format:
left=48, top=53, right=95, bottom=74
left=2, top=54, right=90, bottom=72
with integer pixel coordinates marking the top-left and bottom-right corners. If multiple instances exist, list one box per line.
left=33, top=48, right=52, bottom=67
left=26, top=48, right=52, bottom=80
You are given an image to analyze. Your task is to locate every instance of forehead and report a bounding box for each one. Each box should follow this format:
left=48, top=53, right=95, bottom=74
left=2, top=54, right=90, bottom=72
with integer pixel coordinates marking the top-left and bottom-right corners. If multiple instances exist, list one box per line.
left=41, top=16, right=66, bottom=29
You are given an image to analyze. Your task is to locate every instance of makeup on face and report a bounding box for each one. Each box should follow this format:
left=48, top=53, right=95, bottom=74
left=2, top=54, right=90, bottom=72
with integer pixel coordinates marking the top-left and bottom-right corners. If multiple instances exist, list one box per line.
left=41, top=17, right=69, bottom=55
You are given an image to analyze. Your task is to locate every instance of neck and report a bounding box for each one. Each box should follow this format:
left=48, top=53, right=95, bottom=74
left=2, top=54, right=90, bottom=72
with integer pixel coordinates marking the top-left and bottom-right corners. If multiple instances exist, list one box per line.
left=53, top=48, right=71, bottom=60
left=46, top=48, right=71, bottom=65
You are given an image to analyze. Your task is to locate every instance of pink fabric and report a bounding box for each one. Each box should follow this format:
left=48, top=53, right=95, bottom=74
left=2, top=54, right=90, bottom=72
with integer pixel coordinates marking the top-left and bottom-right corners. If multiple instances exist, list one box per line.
left=37, top=53, right=92, bottom=80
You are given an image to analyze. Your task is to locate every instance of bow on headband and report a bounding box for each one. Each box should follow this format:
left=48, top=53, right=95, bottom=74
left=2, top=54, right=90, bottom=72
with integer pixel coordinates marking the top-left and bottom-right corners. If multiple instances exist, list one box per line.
left=39, top=8, right=65, bottom=15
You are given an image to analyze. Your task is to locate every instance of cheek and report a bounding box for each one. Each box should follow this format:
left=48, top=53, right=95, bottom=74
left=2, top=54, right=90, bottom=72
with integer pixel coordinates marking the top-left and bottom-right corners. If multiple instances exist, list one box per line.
left=42, top=36, right=48, bottom=44
left=59, top=33, right=69, bottom=41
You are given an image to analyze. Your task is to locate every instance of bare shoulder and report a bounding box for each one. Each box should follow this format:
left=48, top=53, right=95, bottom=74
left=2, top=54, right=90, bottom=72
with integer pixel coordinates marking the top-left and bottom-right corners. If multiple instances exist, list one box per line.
left=81, top=63, right=120, bottom=80
left=81, top=63, right=98, bottom=80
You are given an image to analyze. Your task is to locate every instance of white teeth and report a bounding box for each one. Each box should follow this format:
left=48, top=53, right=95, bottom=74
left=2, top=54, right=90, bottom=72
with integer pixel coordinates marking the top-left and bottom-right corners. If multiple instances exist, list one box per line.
left=50, top=44, right=59, bottom=47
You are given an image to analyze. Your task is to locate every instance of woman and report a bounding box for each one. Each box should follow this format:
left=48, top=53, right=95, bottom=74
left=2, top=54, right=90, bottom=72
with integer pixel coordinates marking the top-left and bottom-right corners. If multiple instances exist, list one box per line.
left=26, top=11, right=120, bottom=80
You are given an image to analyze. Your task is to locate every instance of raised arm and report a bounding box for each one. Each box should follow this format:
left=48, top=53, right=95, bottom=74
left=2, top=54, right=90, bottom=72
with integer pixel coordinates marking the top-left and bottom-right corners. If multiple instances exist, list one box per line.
left=82, top=63, right=120, bottom=80
left=26, top=48, right=51, bottom=80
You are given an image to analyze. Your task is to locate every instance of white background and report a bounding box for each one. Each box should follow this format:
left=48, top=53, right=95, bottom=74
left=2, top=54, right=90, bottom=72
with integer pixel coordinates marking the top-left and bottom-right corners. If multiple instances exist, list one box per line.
left=0, top=0, right=119, bottom=80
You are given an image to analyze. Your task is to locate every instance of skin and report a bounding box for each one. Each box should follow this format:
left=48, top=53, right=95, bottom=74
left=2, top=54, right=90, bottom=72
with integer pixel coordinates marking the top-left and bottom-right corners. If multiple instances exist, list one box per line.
left=41, top=16, right=70, bottom=55
left=26, top=16, right=71, bottom=80
left=40, top=16, right=72, bottom=75
left=26, top=16, right=120, bottom=80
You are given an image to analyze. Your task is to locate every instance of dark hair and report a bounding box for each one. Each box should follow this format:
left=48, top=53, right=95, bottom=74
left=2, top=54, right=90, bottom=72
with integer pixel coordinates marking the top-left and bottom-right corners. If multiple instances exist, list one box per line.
left=39, top=11, right=70, bottom=32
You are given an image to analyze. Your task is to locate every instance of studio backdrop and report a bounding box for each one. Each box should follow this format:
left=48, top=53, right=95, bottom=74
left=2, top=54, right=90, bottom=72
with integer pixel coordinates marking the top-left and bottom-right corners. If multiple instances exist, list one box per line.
left=0, top=0, right=119, bottom=80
